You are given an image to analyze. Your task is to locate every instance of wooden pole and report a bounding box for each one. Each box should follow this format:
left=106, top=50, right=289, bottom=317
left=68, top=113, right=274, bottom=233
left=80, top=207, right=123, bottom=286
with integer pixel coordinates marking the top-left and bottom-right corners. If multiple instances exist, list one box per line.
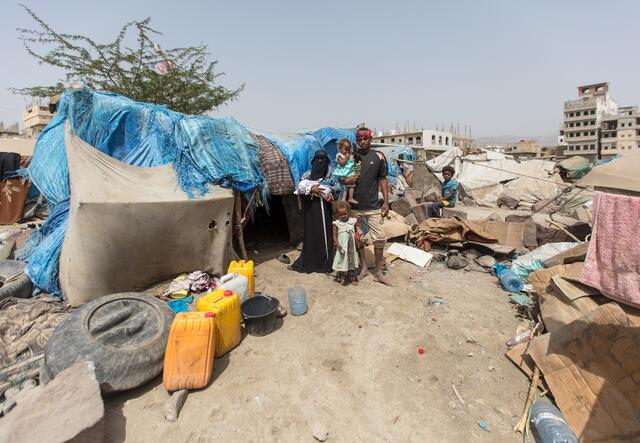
left=234, top=191, right=248, bottom=260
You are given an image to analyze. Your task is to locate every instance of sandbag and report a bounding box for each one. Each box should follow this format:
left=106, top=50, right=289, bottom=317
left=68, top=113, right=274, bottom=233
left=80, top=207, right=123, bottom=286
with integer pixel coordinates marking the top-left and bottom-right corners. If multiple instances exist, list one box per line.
left=60, top=125, right=233, bottom=307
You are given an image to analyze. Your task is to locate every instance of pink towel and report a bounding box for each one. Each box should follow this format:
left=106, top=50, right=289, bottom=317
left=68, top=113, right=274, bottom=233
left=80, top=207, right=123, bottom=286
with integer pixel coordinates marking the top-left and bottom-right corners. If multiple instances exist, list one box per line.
left=580, top=191, right=640, bottom=308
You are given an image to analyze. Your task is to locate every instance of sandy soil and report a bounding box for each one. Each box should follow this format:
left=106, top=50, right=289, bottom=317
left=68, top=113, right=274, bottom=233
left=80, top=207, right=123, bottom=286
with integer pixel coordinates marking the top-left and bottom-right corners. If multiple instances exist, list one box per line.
left=105, top=248, right=529, bottom=442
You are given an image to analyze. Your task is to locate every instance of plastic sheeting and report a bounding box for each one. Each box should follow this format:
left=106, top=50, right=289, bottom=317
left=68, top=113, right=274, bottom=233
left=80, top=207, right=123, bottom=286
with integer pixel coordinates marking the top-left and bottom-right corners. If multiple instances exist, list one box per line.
left=458, top=158, right=560, bottom=208
left=23, top=87, right=265, bottom=295
left=261, top=128, right=356, bottom=184
left=60, top=125, right=233, bottom=306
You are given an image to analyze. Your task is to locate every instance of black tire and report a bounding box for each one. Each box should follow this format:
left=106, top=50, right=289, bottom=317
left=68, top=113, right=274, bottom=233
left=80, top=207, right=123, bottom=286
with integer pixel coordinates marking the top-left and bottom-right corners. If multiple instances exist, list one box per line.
left=0, top=260, right=33, bottom=301
left=44, top=292, right=175, bottom=393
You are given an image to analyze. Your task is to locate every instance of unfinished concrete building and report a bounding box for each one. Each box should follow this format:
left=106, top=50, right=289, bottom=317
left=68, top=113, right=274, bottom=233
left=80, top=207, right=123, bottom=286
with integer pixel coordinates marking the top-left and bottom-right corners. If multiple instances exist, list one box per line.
left=504, top=139, right=541, bottom=157
left=562, top=82, right=618, bottom=158
left=23, top=103, right=53, bottom=138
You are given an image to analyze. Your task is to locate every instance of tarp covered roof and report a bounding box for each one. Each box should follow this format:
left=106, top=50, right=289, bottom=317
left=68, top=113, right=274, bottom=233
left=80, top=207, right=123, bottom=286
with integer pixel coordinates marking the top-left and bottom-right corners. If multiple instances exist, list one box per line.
left=578, top=152, right=640, bottom=193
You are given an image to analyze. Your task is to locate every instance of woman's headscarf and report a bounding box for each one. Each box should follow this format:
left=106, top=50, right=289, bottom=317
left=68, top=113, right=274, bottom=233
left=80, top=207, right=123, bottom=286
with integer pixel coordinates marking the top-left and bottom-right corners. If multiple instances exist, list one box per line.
left=309, top=150, right=329, bottom=180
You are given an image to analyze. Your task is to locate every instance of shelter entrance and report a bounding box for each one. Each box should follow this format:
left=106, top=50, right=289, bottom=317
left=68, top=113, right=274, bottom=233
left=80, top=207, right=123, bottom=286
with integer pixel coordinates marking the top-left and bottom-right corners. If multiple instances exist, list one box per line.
left=243, top=195, right=291, bottom=261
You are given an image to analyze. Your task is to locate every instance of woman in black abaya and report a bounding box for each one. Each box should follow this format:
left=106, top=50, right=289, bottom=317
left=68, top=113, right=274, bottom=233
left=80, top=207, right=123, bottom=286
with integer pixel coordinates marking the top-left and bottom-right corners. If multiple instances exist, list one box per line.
left=291, top=150, right=334, bottom=274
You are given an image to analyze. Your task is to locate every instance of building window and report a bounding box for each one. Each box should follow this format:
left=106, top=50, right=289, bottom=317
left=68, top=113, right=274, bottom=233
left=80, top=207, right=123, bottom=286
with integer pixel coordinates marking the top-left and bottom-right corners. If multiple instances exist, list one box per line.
left=380, top=139, right=385, bottom=143
left=445, top=137, right=449, bottom=145
left=391, top=138, right=395, bottom=143
left=431, top=135, right=436, bottom=143
left=590, top=110, right=595, bottom=115
left=590, top=144, right=595, bottom=149
left=590, top=131, right=595, bottom=136
left=569, top=123, right=574, bottom=127
left=416, top=136, right=421, bottom=142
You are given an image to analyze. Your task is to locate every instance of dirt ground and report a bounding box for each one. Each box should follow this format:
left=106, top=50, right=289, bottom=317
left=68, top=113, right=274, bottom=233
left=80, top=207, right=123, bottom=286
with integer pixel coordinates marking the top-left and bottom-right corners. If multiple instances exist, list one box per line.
left=105, top=247, right=530, bottom=442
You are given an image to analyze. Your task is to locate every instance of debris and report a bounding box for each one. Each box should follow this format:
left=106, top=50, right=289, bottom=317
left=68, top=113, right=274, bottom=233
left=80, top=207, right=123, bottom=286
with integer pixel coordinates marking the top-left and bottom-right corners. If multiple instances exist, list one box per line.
left=276, top=306, right=288, bottom=318
left=277, top=254, right=291, bottom=264
left=164, top=389, right=189, bottom=422
left=493, top=263, right=524, bottom=293
left=478, top=420, right=489, bottom=431
left=465, top=336, right=478, bottom=345
left=506, top=329, right=533, bottom=348
left=446, top=252, right=467, bottom=270
left=427, top=297, right=448, bottom=306
left=311, top=422, right=330, bottom=442
left=452, top=384, right=466, bottom=406
left=474, top=255, right=496, bottom=269
left=514, top=366, right=541, bottom=434
left=386, top=243, right=433, bottom=267
left=467, top=352, right=474, bottom=357
left=509, top=293, right=532, bottom=307
left=418, top=348, right=425, bottom=355
left=167, top=295, right=194, bottom=313
left=448, top=400, right=457, bottom=409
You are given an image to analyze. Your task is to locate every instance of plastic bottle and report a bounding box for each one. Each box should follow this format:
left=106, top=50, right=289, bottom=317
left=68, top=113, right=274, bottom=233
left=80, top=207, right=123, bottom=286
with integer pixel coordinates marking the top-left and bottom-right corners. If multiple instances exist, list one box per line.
left=530, top=400, right=579, bottom=443
left=493, top=263, right=524, bottom=293
left=288, top=286, right=308, bottom=316
left=506, top=329, right=533, bottom=347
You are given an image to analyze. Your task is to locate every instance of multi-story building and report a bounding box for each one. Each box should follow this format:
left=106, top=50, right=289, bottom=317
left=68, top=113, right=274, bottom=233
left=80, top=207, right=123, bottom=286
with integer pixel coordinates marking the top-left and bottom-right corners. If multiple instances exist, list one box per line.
left=562, top=82, right=618, bottom=157
left=22, top=103, right=53, bottom=138
left=614, top=106, right=640, bottom=153
left=504, top=139, right=541, bottom=157
left=373, top=128, right=469, bottom=153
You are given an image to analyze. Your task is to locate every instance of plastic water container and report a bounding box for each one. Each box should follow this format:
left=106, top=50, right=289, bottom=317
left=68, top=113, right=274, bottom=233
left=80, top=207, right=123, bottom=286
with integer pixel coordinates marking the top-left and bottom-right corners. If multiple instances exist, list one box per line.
left=493, top=263, right=524, bottom=293
left=228, top=260, right=255, bottom=295
left=288, top=287, right=308, bottom=316
left=530, top=400, right=579, bottom=443
left=218, top=273, right=249, bottom=303
left=163, top=312, right=216, bottom=392
left=196, top=289, right=241, bottom=357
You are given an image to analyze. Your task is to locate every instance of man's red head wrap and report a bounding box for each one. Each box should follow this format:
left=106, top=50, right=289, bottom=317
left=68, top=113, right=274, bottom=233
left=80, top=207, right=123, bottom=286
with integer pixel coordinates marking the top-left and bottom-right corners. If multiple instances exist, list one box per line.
left=355, top=127, right=372, bottom=139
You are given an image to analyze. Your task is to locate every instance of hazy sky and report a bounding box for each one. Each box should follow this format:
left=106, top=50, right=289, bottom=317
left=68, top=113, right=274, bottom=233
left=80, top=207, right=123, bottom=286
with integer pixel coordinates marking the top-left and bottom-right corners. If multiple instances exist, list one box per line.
left=1, top=0, right=639, bottom=136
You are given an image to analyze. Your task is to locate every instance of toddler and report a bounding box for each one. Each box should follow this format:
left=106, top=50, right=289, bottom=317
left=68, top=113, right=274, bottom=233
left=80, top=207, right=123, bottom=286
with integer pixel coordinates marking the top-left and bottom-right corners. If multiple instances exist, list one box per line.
left=333, top=139, right=358, bottom=204
left=332, top=201, right=360, bottom=285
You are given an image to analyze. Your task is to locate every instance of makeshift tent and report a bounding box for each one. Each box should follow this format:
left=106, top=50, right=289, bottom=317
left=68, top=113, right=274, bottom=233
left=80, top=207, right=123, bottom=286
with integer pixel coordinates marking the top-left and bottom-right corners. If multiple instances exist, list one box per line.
left=578, top=152, right=640, bottom=193
left=23, top=87, right=265, bottom=295
left=558, top=156, right=591, bottom=181
left=457, top=158, right=560, bottom=208
left=60, top=125, right=233, bottom=306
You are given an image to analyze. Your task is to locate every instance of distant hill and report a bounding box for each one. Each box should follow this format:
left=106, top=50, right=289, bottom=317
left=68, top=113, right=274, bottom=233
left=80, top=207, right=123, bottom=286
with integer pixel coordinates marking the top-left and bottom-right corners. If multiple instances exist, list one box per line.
left=473, top=134, right=559, bottom=146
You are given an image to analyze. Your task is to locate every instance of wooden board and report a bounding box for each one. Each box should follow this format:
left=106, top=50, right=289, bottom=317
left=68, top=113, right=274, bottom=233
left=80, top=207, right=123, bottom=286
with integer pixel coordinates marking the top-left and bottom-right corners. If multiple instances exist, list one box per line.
left=528, top=303, right=640, bottom=442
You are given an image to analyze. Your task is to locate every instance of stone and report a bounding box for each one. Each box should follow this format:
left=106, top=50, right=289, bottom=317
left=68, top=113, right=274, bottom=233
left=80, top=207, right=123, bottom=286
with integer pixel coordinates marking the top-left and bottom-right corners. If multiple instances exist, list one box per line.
left=446, top=254, right=467, bottom=270
left=475, top=255, right=496, bottom=269
left=311, top=422, right=330, bottom=442
left=497, top=193, right=519, bottom=209
left=164, top=389, right=189, bottom=422
left=0, top=361, right=104, bottom=443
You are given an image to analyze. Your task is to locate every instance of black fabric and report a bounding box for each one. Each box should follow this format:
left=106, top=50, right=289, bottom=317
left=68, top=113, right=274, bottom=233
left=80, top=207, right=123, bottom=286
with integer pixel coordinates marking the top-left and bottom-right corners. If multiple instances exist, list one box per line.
left=0, top=152, right=21, bottom=180
left=353, top=149, right=388, bottom=210
left=309, top=150, right=329, bottom=180
left=291, top=196, right=333, bottom=274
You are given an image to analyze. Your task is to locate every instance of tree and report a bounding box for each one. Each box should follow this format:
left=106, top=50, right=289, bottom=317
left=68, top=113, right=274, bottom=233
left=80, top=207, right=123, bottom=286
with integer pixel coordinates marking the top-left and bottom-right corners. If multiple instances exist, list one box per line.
left=12, top=4, right=243, bottom=115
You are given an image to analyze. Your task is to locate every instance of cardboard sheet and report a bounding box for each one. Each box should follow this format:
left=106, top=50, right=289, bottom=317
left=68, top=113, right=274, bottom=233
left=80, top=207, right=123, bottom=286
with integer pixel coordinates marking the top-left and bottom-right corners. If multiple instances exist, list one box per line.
left=474, top=221, right=526, bottom=249
left=550, top=275, right=601, bottom=301
left=386, top=243, right=433, bottom=268
left=528, top=303, right=640, bottom=442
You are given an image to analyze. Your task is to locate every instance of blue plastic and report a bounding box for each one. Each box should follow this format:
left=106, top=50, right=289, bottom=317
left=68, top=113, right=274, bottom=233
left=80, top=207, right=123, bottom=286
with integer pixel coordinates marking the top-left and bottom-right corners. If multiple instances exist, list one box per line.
left=530, top=400, right=579, bottom=443
left=287, top=286, right=308, bottom=316
left=493, top=263, right=524, bottom=293
left=22, top=87, right=267, bottom=295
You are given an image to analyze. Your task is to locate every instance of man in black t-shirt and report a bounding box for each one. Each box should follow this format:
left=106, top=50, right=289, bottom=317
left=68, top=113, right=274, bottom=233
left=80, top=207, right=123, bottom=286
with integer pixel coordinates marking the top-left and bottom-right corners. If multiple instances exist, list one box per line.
left=343, top=127, right=392, bottom=286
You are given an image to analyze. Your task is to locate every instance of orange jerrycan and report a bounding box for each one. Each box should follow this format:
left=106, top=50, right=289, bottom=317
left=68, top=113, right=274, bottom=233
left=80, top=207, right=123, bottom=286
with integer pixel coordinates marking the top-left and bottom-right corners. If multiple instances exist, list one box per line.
left=163, top=312, right=216, bottom=392
left=196, top=289, right=241, bottom=357
left=227, top=260, right=255, bottom=295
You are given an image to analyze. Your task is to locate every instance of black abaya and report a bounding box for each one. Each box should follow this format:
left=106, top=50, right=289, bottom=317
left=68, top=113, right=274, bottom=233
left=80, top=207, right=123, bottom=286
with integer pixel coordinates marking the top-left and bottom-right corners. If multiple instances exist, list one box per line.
left=291, top=195, right=333, bottom=274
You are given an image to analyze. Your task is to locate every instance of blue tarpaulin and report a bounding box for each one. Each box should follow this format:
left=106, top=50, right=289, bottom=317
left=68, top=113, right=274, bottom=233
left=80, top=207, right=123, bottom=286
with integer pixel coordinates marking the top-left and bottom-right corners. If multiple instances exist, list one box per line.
left=22, top=87, right=394, bottom=296
left=23, top=88, right=266, bottom=294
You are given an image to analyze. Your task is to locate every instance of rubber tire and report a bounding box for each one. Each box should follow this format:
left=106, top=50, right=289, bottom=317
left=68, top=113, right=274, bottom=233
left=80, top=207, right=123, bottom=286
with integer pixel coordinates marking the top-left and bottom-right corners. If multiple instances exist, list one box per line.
left=0, top=260, right=33, bottom=301
left=44, top=292, right=175, bottom=393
